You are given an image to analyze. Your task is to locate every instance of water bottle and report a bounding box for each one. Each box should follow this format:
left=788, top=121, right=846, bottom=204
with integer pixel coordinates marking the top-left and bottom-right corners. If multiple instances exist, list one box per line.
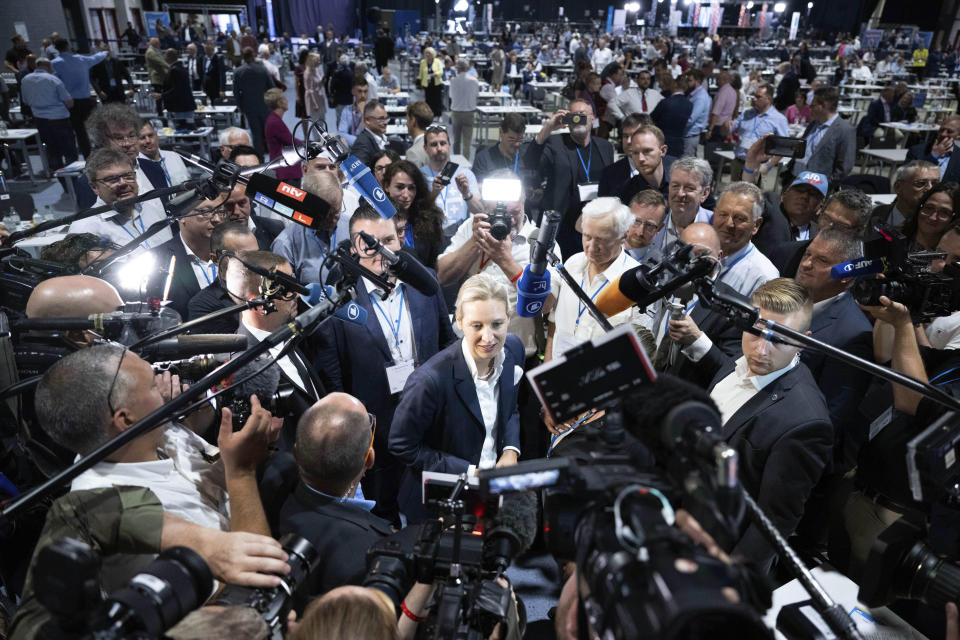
left=3, top=208, right=17, bottom=230
left=0, top=119, right=8, bottom=136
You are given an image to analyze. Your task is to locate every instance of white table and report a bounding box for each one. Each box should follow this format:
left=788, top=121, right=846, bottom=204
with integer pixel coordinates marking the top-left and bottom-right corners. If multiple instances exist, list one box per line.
left=871, top=193, right=896, bottom=205
left=0, top=129, right=49, bottom=184
left=528, top=81, right=567, bottom=90
left=157, top=126, right=214, bottom=158
left=195, top=104, right=241, bottom=127
left=859, top=148, right=908, bottom=179
left=386, top=124, right=409, bottom=136
left=474, top=105, right=542, bottom=144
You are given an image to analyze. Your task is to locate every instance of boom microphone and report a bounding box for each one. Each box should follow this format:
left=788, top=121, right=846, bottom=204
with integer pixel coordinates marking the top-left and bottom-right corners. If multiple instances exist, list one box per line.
left=484, top=490, right=539, bottom=575
left=14, top=312, right=163, bottom=336
left=595, top=254, right=715, bottom=317
left=300, top=283, right=369, bottom=325
left=137, top=334, right=249, bottom=360
left=245, top=172, right=332, bottom=230
left=356, top=232, right=441, bottom=297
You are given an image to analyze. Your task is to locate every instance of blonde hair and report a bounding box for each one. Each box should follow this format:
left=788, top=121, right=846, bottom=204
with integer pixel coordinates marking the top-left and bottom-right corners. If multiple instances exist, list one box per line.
left=291, top=586, right=397, bottom=640
left=264, top=87, right=286, bottom=109
left=306, top=52, right=320, bottom=70
left=455, top=273, right=510, bottom=321
left=751, top=278, right=813, bottom=330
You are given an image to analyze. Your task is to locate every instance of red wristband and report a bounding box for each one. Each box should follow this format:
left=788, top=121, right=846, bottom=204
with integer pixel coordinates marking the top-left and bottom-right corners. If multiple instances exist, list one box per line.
left=401, top=600, right=426, bottom=623
left=510, top=269, right=523, bottom=284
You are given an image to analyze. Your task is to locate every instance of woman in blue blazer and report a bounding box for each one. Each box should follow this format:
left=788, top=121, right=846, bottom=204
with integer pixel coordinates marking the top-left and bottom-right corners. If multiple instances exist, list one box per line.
left=389, top=273, right=523, bottom=522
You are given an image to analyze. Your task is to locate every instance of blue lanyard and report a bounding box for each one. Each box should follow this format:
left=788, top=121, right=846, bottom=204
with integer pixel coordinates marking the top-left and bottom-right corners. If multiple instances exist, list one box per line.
left=371, top=286, right=405, bottom=352
left=120, top=215, right=151, bottom=249
left=575, top=143, right=592, bottom=179
left=548, top=408, right=599, bottom=454
left=930, top=366, right=960, bottom=387
left=575, top=276, right=608, bottom=328
left=404, top=224, right=415, bottom=247
left=662, top=299, right=699, bottom=336
left=719, top=246, right=753, bottom=281
left=196, top=260, right=216, bottom=285
left=512, top=151, right=519, bottom=173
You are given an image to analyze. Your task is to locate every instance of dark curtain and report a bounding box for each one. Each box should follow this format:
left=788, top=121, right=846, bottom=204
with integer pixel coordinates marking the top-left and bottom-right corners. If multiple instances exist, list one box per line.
left=277, top=0, right=356, bottom=38
left=879, top=0, right=945, bottom=31
left=808, top=0, right=865, bottom=34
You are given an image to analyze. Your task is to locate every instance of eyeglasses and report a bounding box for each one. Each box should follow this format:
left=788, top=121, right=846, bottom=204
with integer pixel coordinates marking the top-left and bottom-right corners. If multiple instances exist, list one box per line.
left=194, top=207, right=226, bottom=220
left=631, top=219, right=660, bottom=231
left=107, top=346, right=129, bottom=417
left=107, top=133, right=138, bottom=143
left=95, top=171, right=137, bottom=186
left=367, top=115, right=389, bottom=122
left=919, top=203, right=954, bottom=221
left=368, top=412, right=377, bottom=448
left=911, top=179, right=939, bottom=189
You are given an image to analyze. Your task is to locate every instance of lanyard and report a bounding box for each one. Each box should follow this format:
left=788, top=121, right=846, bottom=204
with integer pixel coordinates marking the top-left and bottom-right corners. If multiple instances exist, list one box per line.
left=575, top=276, right=608, bottom=328
left=352, top=107, right=361, bottom=132
left=404, top=224, right=415, bottom=247
left=719, top=246, right=753, bottom=281
left=548, top=408, right=600, bottom=454
left=195, top=259, right=216, bottom=285
left=512, top=151, right=519, bottom=173
left=120, top=215, right=152, bottom=249
left=575, top=143, right=592, bottom=180
left=371, top=286, right=405, bottom=353
left=931, top=366, right=960, bottom=387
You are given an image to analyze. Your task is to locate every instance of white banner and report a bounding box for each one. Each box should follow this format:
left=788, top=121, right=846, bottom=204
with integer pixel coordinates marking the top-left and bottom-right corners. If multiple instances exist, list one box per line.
left=613, top=9, right=627, bottom=35
left=789, top=11, right=800, bottom=40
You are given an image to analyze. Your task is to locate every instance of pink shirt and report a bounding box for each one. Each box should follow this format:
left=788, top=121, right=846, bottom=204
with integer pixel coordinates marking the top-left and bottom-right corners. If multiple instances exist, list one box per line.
left=711, top=83, right=738, bottom=122
left=785, top=103, right=811, bottom=124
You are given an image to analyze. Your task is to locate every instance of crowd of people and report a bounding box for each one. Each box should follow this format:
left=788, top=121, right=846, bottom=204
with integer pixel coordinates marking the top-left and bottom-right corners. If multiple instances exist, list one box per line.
left=4, top=15, right=960, bottom=640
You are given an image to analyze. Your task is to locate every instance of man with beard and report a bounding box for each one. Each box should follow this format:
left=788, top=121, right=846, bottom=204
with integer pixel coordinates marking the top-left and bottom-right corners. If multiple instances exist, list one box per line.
left=525, top=100, right=614, bottom=258
left=420, top=126, right=485, bottom=236
left=607, top=69, right=662, bottom=120
left=68, top=148, right=171, bottom=251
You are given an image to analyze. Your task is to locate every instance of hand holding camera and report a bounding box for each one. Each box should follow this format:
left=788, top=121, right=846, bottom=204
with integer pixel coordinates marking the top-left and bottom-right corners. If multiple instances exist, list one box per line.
left=218, top=395, right=283, bottom=475
left=537, top=109, right=569, bottom=144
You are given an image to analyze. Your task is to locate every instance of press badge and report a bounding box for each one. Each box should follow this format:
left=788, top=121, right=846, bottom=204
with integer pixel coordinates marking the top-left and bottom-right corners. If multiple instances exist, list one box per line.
left=386, top=360, right=416, bottom=394
left=578, top=182, right=599, bottom=202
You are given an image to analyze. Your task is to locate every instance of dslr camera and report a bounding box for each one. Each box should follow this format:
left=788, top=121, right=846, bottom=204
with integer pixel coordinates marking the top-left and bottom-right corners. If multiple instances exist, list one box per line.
left=480, top=178, right=523, bottom=241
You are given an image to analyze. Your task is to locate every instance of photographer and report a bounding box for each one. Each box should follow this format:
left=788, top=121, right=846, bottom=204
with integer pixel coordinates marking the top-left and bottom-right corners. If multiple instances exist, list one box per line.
left=437, top=169, right=554, bottom=356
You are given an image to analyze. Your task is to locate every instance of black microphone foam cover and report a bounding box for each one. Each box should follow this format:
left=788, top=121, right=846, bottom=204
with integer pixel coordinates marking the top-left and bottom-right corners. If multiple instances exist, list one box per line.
left=393, top=249, right=440, bottom=297
left=495, top=490, right=539, bottom=556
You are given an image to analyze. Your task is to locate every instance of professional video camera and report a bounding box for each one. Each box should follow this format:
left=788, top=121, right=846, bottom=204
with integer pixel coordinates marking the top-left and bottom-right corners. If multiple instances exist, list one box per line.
left=841, top=223, right=960, bottom=322
left=364, top=476, right=532, bottom=640
left=214, top=533, right=321, bottom=638
left=34, top=537, right=213, bottom=639
left=477, top=326, right=772, bottom=640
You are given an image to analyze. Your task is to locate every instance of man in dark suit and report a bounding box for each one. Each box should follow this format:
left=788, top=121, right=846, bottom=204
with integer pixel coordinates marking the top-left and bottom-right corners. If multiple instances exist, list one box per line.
left=871, top=160, right=939, bottom=230
left=321, top=28, right=338, bottom=67
left=616, top=126, right=676, bottom=206
left=753, top=171, right=827, bottom=259
left=148, top=195, right=225, bottom=319
left=89, top=49, right=132, bottom=104
left=374, top=29, right=394, bottom=73
left=228, top=250, right=325, bottom=450
left=906, top=115, right=960, bottom=184
left=186, top=221, right=259, bottom=334
left=184, top=43, right=205, bottom=92
left=390, top=284, right=524, bottom=523
left=158, top=48, right=195, bottom=128
left=773, top=60, right=800, bottom=112
left=314, top=205, right=456, bottom=524
left=233, top=47, right=276, bottom=159
left=650, top=77, right=693, bottom=158
left=349, top=101, right=389, bottom=166
left=788, top=87, right=856, bottom=184
left=698, top=278, right=833, bottom=571
left=525, top=101, right=614, bottom=258
left=598, top=114, right=645, bottom=199
left=201, top=40, right=227, bottom=104
left=857, top=84, right=901, bottom=146
left=278, top=392, right=393, bottom=595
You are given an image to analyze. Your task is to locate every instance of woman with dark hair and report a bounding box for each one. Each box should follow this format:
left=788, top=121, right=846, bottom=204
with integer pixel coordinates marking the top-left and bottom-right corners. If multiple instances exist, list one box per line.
left=382, top=159, right=444, bottom=268
left=598, top=63, right=623, bottom=137
left=903, top=182, right=960, bottom=251
left=368, top=148, right=400, bottom=184
left=293, top=47, right=309, bottom=118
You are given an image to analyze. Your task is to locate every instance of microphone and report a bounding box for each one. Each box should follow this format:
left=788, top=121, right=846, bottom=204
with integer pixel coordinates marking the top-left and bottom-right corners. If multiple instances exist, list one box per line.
left=829, top=257, right=886, bottom=280
left=516, top=211, right=562, bottom=318
left=484, top=490, right=539, bottom=574
left=15, top=312, right=164, bottom=335
left=356, top=232, right=441, bottom=297
left=137, top=334, right=249, bottom=360
left=300, top=283, right=369, bottom=326
left=595, top=253, right=715, bottom=317
left=244, top=172, right=332, bottom=230
left=152, top=356, right=227, bottom=381
left=340, top=155, right=397, bottom=220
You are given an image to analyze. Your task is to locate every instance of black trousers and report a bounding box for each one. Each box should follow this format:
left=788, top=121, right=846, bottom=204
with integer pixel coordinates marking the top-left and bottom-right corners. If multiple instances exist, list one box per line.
left=67, top=97, right=96, bottom=158
left=34, top=117, right=78, bottom=173
left=424, top=83, right=443, bottom=120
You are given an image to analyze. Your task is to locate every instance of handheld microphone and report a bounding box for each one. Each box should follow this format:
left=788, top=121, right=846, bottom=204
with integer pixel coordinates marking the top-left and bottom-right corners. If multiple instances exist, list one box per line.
left=356, top=232, right=441, bottom=297
left=530, top=210, right=561, bottom=276
left=516, top=211, right=562, bottom=318
left=341, top=155, right=397, bottom=219
left=829, top=257, right=886, bottom=280
left=299, top=283, right=369, bottom=326
left=245, top=172, right=332, bottom=230
left=137, top=334, right=249, bottom=360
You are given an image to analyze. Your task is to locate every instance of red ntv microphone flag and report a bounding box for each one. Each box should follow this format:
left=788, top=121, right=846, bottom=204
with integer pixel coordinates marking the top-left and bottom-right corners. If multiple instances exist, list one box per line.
left=244, top=172, right=331, bottom=230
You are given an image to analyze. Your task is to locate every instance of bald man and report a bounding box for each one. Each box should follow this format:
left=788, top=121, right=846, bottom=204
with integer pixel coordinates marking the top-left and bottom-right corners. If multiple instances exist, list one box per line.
left=278, top=393, right=393, bottom=596
left=25, top=275, right=124, bottom=347
left=651, top=222, right=748, bottom=387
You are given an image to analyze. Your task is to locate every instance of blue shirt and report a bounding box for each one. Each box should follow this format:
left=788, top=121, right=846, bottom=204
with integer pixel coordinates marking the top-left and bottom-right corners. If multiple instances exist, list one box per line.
left=420, top=164, right=479, bottom=229
left=732, top=107, right=790, bottom=159
left=338, top=103, right=363, bottom=146
left=303, top=481, right=375, bottom=511
left=798, top=113, right=839, bottom=170
left=20, top=69, right=71, bottom=119
left=684, top=84, right=711, bottom=137
left=51, top=50, right=108, bottom=99
left=271, top=212, right=352, bottom=284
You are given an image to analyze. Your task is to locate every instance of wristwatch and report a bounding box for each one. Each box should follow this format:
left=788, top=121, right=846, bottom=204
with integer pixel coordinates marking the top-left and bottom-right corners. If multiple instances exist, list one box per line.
left=464, top=193, right=474, bottom=201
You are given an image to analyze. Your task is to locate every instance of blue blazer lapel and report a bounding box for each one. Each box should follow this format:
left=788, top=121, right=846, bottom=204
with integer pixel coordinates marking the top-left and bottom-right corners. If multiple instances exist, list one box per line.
left=452, top=344, right=485, bottom=430
left=356, top=282, right=393, bottom=362
left=495, top=348, right=516, bottom=445
left=406, top=286, right=429, bottom=364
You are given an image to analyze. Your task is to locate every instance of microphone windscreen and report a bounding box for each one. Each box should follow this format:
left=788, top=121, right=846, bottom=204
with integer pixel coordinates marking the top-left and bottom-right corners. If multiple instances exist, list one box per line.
left=245, top=173, right=331, bottom=230
left=495, top=491, right=539, bottom=556
left=233, top=355, right=283, bottom=402
left=593, top=272, right=636, bottom=316
left=620, top=373, right=720, bottom=443
left=394, top=249, right=440, bottom=297
left=142, top=334, right=249, bottom=360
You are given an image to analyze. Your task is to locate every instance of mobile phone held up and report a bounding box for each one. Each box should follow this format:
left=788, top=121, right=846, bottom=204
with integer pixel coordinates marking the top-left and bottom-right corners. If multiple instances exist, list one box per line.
left=437, top=161, right=459, bottom=186
left=764, top=135, right=807, bottom=159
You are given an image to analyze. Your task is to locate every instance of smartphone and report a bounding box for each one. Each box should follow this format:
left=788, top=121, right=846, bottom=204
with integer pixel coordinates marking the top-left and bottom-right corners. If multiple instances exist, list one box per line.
left=764, top=135, right=807, bottom=158
left=562, top=112, right=587, bottom=127
left=437, top=161, right=459, bottom=185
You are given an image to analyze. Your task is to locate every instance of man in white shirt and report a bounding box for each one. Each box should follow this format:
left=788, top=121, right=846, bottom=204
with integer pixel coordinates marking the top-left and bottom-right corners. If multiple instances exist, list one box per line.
left=421, top=127, right=485, bottom=233
left=607, top=70, right=662, bottom=120
left=711, top=181, right=778, bottom=296
left=591, top=36, right=613, bottom=73
left=257, top=44, right=282, bottom=87
left=449, top=59, right=480, bottom=157
left=651, top=157, right=715, bottom=254
left=438, top=169, right=557, bottom=356
left=138, top=120, right=190, bottom=186
left=544, top=197, right=652, bottom=367
left=69, top=148, right=172, bottom=251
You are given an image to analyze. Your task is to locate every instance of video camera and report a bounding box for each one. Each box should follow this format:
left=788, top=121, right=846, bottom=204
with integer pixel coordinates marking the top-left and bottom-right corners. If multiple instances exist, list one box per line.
left=843, top=223, right=960, bottom=322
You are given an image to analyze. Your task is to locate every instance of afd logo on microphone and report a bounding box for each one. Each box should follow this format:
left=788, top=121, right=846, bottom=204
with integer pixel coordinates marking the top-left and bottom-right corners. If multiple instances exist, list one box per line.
left=530, top=279, right=550, bottom=293
left=277, top=182, right=307, bottom=203
left=841, top=258, right=874, bottom=273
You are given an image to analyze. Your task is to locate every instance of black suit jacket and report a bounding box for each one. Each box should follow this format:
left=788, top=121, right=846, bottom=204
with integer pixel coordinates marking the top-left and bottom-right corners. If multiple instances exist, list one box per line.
left=907, top=141, right=960, bottom=183
left=251, top=214, right=284, bottom=250
left=616, top=155, right=676, bottom=205
left=774, top=70, right=800, bottom=112
left=702, top=348, right=833, bottom=571
left=149, top=235, right=204, bottom=320
left=754, top=191, right=818, bottom=259
left=278, top=482, right=393, bottom=596
left=350, top=129, right=383, bottom=166
left=186, top=280, right=239, bottom=334
left=471, top=142, right=531, bottom=182
left=203, top=53, right=227, bottom=99
left=766, top=239, right=809, bottom=278
left=804, top=291, right=873, bottom=471
left=598, top=156, right=632, bottom=199
left=161, top=61, right=195, bottom=113
left=523, top=134, right=614, bottom=221
left=857, top=98, right=903, bottom=139
left=90, top=57, right=132, bottom=102
left=651, top=94, right=693, bottom=158
left=234, top=62, right=275, bottom=118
